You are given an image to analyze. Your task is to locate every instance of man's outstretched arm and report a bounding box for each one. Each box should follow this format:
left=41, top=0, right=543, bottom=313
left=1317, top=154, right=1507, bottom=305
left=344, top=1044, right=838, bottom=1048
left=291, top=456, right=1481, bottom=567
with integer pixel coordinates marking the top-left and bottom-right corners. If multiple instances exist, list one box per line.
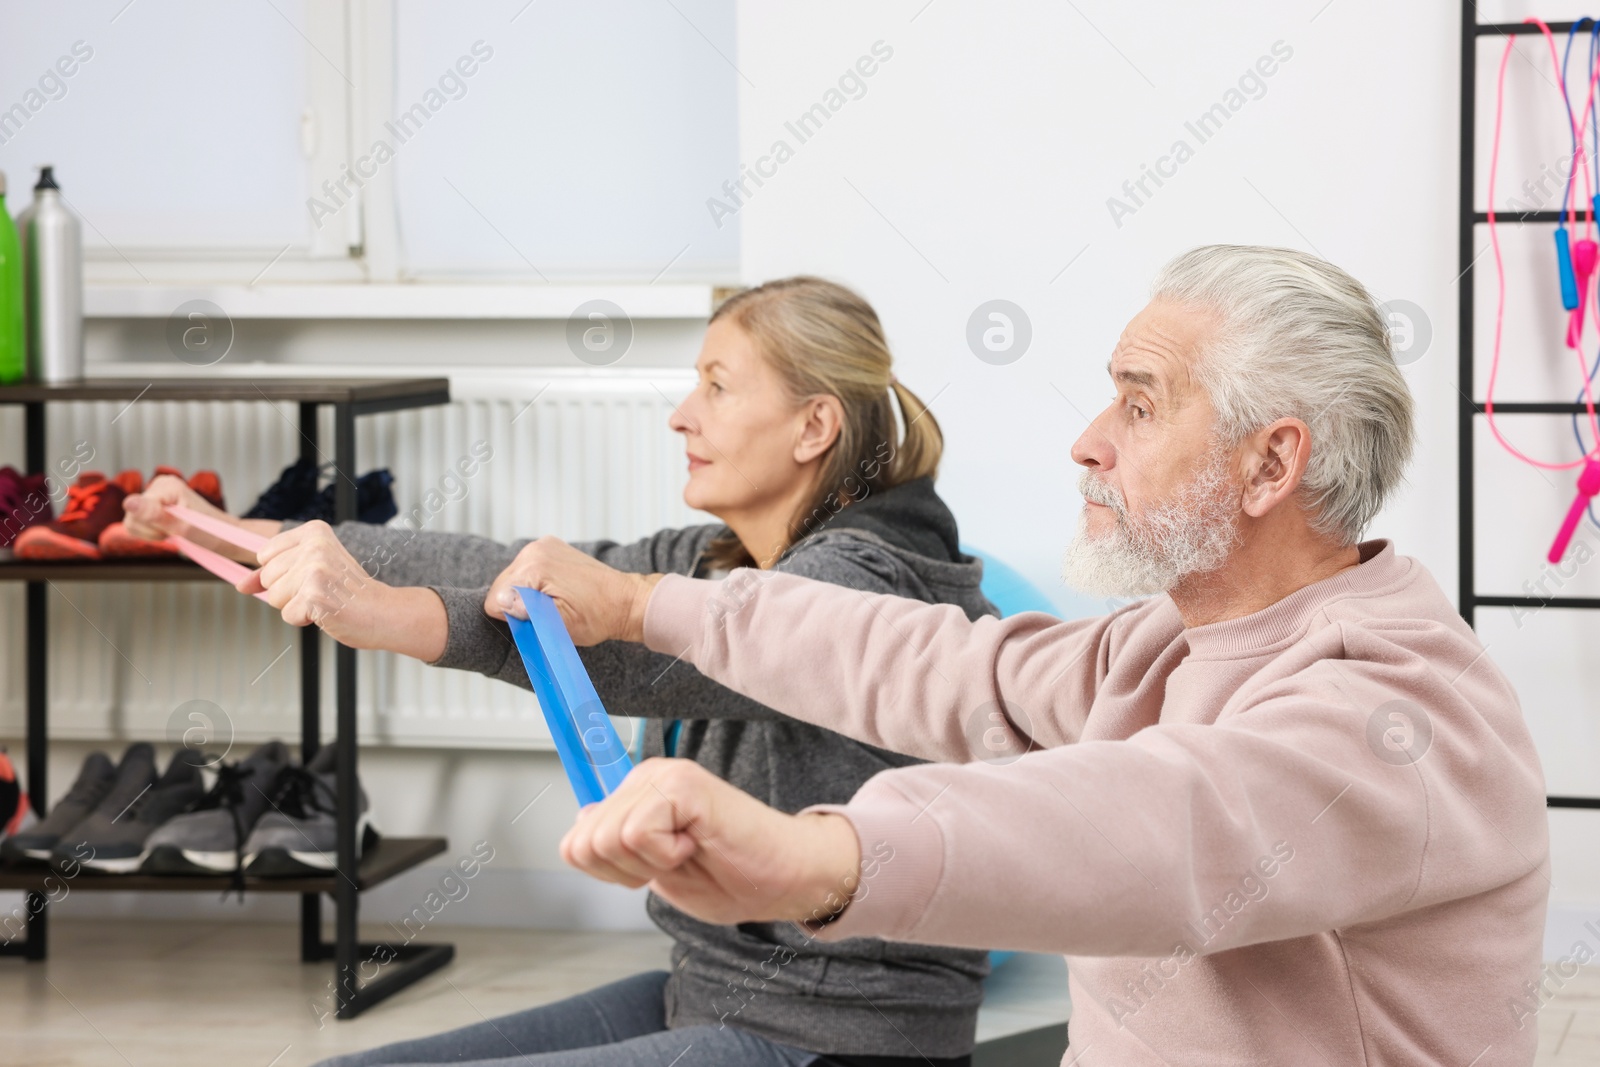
left=481, top=536, right=1135, bottom=761
left=564, top=653, right=1546, bottom=960
left=638, top=570, right=1122, bottom=762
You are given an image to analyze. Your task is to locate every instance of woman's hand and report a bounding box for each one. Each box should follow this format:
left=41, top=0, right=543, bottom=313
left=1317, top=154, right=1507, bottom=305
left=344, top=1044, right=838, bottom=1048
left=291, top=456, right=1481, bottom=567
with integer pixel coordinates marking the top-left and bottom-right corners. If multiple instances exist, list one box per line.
left=560, top=758, right=864, bottom=927
left=235, top=520, right=445, bottom=660
left=122, top=474, right=277, bottom=564
left=485, top=536, right=661, bottom=645
left=238, top=520, right=387, bottom=645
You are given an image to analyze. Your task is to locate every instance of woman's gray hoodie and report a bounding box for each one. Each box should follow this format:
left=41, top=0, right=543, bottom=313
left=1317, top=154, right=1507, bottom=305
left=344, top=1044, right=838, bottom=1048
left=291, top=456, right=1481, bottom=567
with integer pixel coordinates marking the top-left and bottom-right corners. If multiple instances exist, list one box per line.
left=323, top=477, right=996, bottom=1060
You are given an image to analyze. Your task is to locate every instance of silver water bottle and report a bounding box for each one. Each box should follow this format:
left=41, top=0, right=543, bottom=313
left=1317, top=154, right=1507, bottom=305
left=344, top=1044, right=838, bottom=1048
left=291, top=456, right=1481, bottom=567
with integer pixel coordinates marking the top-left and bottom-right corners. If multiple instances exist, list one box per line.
left=18, top=165, right=82, bottom=383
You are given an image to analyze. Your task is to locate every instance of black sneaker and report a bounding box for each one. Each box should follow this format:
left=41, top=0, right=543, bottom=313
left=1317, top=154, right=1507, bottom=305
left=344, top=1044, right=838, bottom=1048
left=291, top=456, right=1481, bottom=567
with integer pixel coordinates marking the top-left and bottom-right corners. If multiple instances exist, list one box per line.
left=243, top=457, right=320, bottom=520
left=245, top=743, right=376, bottom=876
left=53, top=748, right=204, bottom=874
left=0, top=751, right=115, bottom=864
left=292, top=468, right=397, bottom=525
left=142, top=740, right=292, bottom=877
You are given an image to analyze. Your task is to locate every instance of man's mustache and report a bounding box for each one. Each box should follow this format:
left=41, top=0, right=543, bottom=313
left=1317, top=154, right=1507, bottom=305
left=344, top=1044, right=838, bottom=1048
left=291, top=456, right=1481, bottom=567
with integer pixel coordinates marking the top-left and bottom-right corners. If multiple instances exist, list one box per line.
left=1079, top=473, right=1125, bottom=513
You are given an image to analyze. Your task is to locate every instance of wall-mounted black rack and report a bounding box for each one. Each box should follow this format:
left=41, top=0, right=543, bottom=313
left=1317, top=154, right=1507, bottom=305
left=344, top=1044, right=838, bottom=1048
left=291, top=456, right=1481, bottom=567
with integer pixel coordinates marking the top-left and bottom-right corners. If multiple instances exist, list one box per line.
left=1461, top=10, right=1600, bottom=812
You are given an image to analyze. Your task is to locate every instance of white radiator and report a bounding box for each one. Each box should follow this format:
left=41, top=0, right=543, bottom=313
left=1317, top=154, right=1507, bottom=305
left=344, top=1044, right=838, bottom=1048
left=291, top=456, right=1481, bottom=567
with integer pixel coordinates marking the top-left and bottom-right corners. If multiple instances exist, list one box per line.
left=0, top=368, right=706, bottom=750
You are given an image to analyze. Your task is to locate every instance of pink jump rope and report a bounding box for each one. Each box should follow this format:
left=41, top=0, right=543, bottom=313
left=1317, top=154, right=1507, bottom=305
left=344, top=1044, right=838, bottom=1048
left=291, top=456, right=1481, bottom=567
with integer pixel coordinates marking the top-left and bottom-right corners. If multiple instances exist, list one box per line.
left=1486, top=19, right=1600, bottom=563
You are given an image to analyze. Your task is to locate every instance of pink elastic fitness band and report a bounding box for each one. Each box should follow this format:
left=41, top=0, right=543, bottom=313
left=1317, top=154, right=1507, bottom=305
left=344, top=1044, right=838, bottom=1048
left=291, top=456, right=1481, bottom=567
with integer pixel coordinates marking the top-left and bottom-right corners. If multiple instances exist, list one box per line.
left=165, top=504, right=272, bottom=602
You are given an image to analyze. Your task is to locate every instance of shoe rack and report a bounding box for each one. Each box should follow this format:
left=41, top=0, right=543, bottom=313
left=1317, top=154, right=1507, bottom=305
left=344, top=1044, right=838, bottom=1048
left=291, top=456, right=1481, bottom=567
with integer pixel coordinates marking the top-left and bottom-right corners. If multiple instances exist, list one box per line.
left=0, top=377, right=455, bottom=1019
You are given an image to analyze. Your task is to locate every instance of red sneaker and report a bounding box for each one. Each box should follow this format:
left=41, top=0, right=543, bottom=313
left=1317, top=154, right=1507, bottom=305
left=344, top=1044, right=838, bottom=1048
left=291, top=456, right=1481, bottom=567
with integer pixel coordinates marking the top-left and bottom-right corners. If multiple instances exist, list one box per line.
left=186, top=470, right=226, bottom=510
left=0, top=748, right=24, bottom=839
left=99, top=468, right=228, bottom=557
left=0, top=466, right=53, bottom=551
left=15, top=470, right=143, bottom=561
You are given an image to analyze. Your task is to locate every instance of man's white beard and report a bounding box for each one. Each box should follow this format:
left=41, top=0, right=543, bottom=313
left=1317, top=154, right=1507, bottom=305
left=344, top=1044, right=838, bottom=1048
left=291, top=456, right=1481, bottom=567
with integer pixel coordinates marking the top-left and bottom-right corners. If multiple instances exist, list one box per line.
left=1060, top=450, right=1241, bottom=599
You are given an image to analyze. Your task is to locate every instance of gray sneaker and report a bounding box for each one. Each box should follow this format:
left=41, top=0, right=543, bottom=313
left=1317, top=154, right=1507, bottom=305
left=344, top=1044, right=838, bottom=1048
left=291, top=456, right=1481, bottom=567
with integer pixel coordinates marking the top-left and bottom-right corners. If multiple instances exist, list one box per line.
left=142, top=740, right=292, bottom=875
left=54, top=748, right=203, bottom=873
left=0, top=750, right=116, bottom=864
left=244, top=743, right=372, bottom=876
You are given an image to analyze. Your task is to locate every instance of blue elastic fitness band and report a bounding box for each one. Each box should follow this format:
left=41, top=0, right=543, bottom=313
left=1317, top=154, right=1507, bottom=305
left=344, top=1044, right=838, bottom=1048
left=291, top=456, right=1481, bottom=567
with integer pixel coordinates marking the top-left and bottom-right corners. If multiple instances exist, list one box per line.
left=507, top=587, right=634, bottom=805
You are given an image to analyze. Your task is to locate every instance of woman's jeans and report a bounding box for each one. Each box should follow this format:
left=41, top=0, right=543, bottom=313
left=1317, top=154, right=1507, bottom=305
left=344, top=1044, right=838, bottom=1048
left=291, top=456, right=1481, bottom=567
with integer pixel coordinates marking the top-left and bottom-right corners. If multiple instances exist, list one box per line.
left=312, top=970, right=821, bottom=1067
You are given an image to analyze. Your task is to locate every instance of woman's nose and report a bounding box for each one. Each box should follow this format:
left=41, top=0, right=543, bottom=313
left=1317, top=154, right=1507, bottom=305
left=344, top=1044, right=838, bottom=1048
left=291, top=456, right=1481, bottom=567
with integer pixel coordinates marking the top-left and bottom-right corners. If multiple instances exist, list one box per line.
left=668, top=394, right=699, bottom=434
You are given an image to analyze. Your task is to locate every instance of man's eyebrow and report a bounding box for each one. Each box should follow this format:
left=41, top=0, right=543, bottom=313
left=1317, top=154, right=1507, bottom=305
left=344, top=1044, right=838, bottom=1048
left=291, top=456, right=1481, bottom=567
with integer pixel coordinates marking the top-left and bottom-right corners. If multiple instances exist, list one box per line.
left=1106, top=360, right=1159, bottom=391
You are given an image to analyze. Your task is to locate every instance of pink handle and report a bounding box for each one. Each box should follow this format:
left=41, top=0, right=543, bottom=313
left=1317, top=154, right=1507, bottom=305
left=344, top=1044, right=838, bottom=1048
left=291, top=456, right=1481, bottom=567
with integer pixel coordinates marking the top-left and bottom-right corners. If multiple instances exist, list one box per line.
left=1570, top=240, right=1599, bottom=348
left=1575, top=239, right=1597, bottom=277
left=1549, top=456, right=1600, bottom=563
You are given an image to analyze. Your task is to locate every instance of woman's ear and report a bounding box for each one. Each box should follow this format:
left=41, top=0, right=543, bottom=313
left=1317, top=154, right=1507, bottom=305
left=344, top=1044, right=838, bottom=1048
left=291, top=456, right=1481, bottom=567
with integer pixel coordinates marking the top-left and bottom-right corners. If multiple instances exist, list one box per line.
left=794, top=395, right=844, bottom=465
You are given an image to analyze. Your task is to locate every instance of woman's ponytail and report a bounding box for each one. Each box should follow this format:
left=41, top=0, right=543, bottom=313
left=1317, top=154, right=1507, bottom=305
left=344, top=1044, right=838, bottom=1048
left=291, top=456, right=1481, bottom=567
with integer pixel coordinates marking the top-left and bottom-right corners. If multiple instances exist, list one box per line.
left=887, top=378, right=942, bottom=485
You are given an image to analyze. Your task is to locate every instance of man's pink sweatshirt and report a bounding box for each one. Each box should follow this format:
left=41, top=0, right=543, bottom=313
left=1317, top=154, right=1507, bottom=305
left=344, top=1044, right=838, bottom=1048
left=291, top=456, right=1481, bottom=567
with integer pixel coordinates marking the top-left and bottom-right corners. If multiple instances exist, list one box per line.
left=641, top=539, right=1550, bottom=1065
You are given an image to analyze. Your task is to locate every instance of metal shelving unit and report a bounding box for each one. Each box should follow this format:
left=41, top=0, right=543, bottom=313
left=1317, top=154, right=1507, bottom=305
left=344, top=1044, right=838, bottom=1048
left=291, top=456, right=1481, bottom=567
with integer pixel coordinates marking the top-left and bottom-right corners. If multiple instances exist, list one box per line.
left=1461, top=10, right=1600, bottom=811
left=0, top=376, right=455, bottom=1017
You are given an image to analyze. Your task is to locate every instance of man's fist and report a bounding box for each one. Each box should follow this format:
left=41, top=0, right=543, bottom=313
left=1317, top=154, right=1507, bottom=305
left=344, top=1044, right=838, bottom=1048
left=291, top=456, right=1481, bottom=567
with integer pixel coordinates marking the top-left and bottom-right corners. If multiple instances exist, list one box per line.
left=559, top=757, right=864, bottom=928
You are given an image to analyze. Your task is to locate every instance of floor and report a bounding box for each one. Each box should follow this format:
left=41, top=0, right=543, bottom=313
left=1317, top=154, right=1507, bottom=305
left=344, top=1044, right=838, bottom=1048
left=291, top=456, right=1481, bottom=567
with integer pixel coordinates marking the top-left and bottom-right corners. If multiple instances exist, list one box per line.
left=1540, top=966, right=1600, bottom=1064
left=2, top=919, right=1071, bottom=1066
left=14, top=918, right=1599, bottom=1065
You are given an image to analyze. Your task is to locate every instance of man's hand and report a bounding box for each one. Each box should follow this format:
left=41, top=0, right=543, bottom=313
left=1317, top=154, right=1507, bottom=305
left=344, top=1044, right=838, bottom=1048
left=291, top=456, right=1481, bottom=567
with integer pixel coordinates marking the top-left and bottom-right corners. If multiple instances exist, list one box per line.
left=560, top=758, right=864, bottom=927
left=484, top=536, right=661, bottom=645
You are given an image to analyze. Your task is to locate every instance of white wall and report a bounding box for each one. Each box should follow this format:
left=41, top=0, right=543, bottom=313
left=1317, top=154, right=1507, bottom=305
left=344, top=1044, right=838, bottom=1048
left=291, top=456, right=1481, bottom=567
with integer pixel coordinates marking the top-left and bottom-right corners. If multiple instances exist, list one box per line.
left=733, top=0, right=1452, bottom=607
left=731, top=0, right=1593, bottom=954
left=6, top=1, right=1598, bottom=957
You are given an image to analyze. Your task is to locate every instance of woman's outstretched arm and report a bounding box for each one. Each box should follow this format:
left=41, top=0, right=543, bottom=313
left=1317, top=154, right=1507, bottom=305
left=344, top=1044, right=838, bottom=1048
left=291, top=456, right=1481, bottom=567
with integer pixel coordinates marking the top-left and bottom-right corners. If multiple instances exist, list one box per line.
left=122, top=474, right=285, bottom=562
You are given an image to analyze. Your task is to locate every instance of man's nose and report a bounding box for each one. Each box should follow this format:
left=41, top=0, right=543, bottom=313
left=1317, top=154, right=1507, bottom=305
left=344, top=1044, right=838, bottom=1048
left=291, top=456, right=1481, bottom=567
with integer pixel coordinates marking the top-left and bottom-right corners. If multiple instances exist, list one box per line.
left=1070, top=405, right=1118, bottom=472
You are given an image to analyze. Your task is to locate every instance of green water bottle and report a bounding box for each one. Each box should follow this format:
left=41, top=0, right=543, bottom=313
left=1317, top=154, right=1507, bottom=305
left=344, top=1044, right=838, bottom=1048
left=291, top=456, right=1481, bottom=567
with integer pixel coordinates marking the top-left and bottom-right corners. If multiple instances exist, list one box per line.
left=0, top=172, right=24, bottom=384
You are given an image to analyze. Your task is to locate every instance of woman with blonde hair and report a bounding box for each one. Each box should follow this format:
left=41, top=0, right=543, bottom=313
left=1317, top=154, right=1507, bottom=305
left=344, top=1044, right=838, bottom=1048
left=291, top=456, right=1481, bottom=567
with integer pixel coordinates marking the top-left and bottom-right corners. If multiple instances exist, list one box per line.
left=126, top=276, right=995, bottom=1067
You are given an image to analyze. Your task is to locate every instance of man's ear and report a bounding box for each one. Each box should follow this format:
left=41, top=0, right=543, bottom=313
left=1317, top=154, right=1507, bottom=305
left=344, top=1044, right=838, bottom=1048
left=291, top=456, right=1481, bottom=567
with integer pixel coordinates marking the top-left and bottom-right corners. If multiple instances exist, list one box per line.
left=1240, top=418, right=1311, bottom=518
left=795, top=395, right=844, bottom=465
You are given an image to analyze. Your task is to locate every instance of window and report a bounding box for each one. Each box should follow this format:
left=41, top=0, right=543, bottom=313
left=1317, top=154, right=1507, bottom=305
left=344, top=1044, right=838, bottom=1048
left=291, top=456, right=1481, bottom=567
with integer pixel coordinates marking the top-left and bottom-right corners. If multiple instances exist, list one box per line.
left=0, top=0, right=314, bottom=254
left=391, top=0, right=739, bottom=281
left=0, top=0, right=739, bottom=286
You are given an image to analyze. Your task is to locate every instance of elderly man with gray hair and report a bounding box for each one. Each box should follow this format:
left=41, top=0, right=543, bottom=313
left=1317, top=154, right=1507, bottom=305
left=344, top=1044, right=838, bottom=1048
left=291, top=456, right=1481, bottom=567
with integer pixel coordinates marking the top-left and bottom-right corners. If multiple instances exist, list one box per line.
left=500, top=245, right=1549, bottom=1066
